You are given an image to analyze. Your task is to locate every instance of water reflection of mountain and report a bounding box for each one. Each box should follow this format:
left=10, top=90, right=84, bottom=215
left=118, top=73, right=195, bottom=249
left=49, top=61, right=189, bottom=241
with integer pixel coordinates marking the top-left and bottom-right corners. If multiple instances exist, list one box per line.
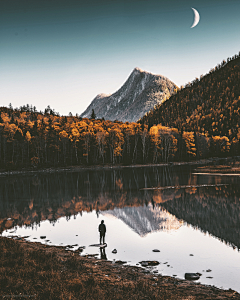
left=0, top=166, right=240, bottom=250
left=102, top=204, right=182, bottom=236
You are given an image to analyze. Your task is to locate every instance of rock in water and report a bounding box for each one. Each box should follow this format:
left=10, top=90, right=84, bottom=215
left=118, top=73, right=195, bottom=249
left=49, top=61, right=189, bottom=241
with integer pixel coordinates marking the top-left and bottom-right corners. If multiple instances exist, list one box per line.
left=112, top=249, right=117, bottom=254
left=77, top=246, right=85, bottom=253
left=152, top=249, right=160, bottom=252
left=148, top=261, right=160, bottom=266
left=184, top=273, right=201, bottom=280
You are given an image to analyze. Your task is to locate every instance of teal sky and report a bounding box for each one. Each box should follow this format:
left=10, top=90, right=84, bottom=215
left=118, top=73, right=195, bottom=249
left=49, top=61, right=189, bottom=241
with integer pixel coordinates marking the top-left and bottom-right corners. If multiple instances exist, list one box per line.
left=1, top=0, right=240, bottom=115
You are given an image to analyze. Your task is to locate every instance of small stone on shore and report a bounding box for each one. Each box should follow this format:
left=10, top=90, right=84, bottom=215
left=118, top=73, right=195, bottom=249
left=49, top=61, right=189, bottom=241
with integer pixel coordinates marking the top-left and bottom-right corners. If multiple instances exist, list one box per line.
left=140, top=261, right=160, bottom=267
left=115, top=260, right=127, bottom=265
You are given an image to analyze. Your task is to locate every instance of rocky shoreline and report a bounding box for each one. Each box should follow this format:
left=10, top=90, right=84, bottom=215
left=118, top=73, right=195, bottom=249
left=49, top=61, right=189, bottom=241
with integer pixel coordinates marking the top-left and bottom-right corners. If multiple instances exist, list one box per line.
left=0, top=236, right=239, bottom=299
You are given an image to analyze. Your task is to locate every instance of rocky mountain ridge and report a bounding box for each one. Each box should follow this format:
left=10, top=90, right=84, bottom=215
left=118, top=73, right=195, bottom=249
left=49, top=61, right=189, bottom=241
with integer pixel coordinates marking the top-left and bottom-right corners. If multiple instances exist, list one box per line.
left=81, top=68, right=177, bottom=123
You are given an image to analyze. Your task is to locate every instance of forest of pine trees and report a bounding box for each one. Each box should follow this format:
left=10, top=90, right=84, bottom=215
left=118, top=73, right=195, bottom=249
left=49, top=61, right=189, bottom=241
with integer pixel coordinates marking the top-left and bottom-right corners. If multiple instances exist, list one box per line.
left=140, top=53, right=240, bottom=148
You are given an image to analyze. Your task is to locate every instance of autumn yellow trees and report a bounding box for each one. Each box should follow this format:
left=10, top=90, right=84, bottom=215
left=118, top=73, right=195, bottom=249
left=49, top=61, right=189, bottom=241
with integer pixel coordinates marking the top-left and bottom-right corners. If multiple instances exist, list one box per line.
left=0, top=105, right=238, bottom=170
left=150, top=125, right=178, bottom=163
left=108, top=125, right=124, bottom=164
left=211, top=136, right=230, bottom=157
left=182, top=132, right=196, bottom=159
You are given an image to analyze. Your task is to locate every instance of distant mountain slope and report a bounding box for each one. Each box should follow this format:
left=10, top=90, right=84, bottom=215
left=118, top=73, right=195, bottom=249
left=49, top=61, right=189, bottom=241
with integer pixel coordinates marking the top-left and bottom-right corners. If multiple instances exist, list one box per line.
left=81, top=68, right=177, bottom=123
left=140, top=53, right=240, bottom=140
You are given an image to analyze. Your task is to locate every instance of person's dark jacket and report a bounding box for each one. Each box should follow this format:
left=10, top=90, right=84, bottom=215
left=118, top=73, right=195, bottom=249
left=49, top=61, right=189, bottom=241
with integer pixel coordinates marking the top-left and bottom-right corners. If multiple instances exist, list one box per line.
left=98, top=223, right=106, bottom=235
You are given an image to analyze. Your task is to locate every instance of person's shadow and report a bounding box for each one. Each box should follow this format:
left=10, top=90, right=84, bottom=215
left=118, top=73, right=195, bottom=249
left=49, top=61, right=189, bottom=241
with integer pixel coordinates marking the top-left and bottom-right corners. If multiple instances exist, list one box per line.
left=100, top=247, right=107, bottom=260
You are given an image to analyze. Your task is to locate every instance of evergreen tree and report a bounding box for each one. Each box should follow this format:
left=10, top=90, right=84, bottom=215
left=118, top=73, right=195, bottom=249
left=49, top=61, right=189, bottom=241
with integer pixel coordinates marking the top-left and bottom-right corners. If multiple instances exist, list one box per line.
left=91, top=109, right=96, bottom=119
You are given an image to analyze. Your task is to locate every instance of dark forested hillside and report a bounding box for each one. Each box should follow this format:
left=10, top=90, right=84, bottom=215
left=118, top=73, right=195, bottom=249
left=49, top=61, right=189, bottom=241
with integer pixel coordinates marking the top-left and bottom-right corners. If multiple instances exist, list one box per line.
left=140, top=53, right=240, bottom=142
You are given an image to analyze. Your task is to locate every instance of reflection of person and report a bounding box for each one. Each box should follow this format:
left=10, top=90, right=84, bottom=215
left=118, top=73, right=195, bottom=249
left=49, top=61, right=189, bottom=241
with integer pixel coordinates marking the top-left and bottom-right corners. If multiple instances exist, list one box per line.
left=100, top=247, right=107, bottom=260
left=98, top=220, right=106, bottom=244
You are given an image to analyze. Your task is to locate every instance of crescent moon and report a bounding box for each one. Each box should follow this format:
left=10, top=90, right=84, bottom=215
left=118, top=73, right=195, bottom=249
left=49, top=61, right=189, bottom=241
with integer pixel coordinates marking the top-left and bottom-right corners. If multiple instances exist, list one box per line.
left=191, top=7, right=200, bottom=28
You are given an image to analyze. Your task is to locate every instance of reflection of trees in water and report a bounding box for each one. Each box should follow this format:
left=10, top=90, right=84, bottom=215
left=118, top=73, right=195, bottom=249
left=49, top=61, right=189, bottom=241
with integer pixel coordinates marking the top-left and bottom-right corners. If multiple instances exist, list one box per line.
left=1, top=166, right=240, bottom=251
left=0, top=166, right=185, bottom=232
left=161, top=185, right=240, bottom=249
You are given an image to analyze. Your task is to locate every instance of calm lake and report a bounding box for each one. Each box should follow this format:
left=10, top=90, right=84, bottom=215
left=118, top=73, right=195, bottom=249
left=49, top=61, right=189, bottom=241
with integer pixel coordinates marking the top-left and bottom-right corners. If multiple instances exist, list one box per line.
left=1, top=165, right=240, bottom=292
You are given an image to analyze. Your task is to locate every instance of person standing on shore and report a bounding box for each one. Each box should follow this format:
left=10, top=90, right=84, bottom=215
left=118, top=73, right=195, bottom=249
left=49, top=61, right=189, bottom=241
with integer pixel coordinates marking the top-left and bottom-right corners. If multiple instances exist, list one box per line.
left=98, top=220, right=106, bottom=244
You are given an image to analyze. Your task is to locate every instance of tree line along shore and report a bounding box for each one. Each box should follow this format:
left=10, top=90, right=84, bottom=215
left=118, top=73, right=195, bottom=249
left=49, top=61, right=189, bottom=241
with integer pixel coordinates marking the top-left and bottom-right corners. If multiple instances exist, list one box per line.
left=0, top=106, right=238, bottom=171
